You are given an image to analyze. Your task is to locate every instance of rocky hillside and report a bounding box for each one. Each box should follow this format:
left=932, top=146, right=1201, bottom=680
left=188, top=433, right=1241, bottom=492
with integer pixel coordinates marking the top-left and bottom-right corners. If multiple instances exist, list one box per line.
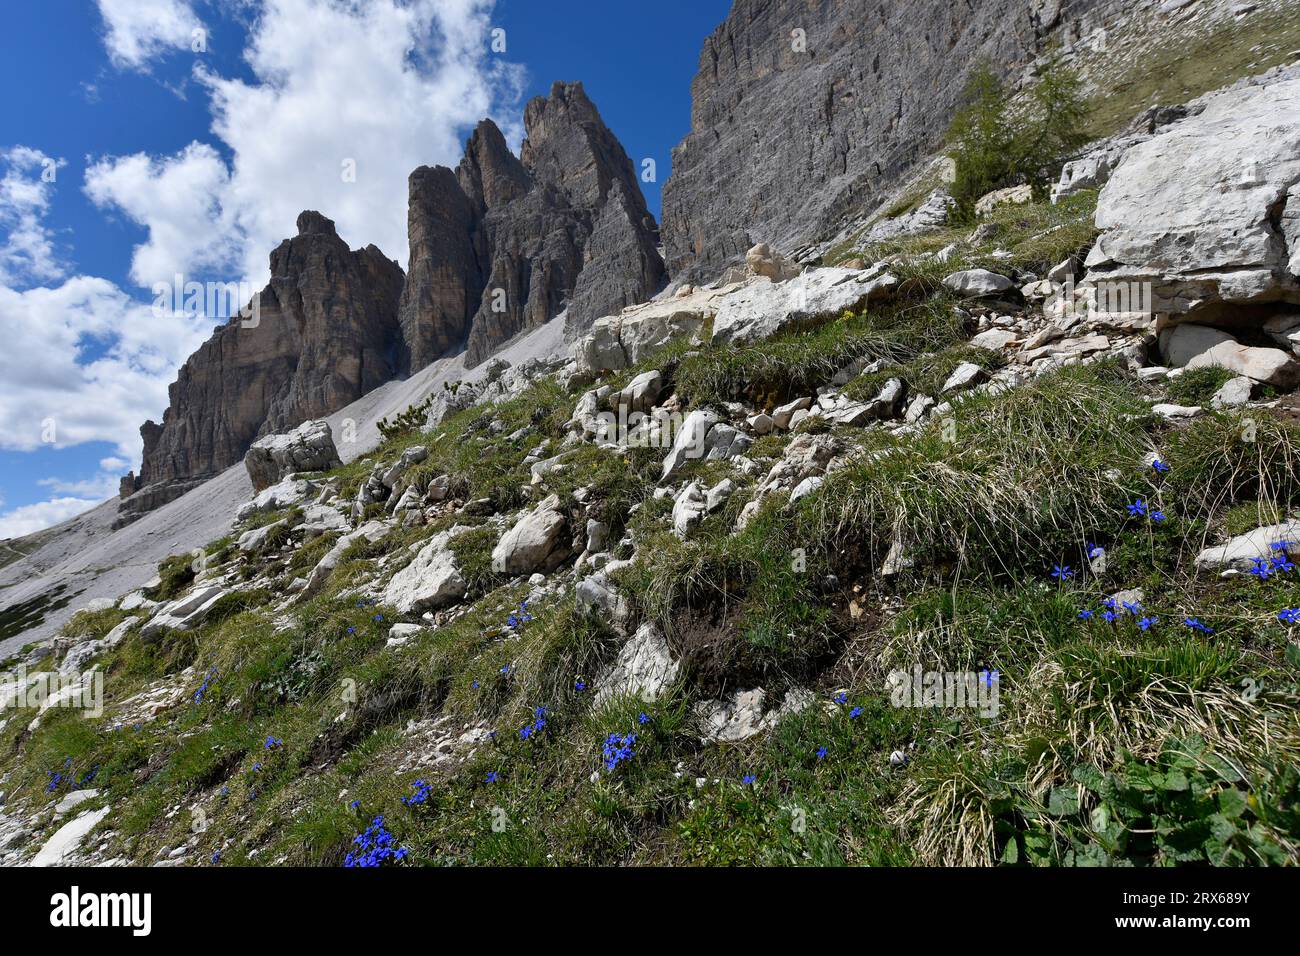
left=659, top=0, right=1116, bottom=279
left=120, top=212, right=406, bottom=518
left=121, top=82, right=663, bottom=518
left=661, top=0, right=1300, bottom=279
left=401, top=81, right=664, bottom=371
left=3, top=51, right=1300, bottom=867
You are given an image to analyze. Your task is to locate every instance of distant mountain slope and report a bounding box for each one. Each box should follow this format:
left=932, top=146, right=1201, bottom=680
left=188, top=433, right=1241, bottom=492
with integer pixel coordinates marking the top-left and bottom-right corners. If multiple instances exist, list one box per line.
left=659, top=0, right=1117, bottom=280
left=0, top=318, right=568, bottom=657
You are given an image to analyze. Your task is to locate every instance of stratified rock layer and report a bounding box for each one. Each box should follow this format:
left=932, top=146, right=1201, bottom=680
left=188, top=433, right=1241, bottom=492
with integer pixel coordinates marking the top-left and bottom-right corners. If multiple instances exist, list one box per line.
left=400, top=81, right=664, bottom=369
left=660, top=0, right=1113, bottom=281
left=1087, top=73, right=1300, bottom=320
left=136, top=211, right=403, bottom=488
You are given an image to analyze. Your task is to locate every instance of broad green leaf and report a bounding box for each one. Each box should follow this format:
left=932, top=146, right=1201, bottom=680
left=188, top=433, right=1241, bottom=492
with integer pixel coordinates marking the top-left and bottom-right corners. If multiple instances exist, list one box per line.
left=1000, top=838, right=1018, bottom=864
left=1047, top=786, right=1080, bottom=817
left=1218, top=788, right=1248, bottom=819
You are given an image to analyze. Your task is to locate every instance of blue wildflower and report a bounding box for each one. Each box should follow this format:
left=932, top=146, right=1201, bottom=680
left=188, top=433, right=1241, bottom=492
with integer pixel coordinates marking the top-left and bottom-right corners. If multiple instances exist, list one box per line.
left=1248, top=558, right=1274, bottom=580
left=601, top=732, right=638, bottom=771
left=1051, top=564, right=1074, bottom=581
left=1126, top=499, right=1148, bottom=517
left=343, top=815, right=409, bottom=868
left=402, top=779, right=433, bottom=807
left=520, top=706, right=548, bottom=740
left=1182, top=617, right=1214, bottom=634
left=1151, top=459, right=1169, bottom=473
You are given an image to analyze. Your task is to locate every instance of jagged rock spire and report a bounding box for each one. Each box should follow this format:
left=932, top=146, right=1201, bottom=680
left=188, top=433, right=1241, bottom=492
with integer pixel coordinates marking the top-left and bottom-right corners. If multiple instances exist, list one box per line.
left=135, top=212, right=403, bottom=490
left=399, top=80, right=665, bottom=371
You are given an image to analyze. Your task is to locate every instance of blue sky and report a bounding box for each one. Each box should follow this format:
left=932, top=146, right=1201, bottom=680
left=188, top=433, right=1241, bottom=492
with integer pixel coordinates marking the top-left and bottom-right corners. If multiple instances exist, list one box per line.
left=0, top=0, right=731, bottom=539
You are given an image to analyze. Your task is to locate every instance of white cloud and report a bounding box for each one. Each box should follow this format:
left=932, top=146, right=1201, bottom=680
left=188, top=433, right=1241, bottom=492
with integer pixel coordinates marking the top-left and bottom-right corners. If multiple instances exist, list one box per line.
left=88, top=0, right=526, bottom=288
left=1, top=1, right=524, bottom=537
left=0, top=276, right=215, bottom=456
left=85, top=143, right=235, bottom=289
left=0, top=156, right=214, bottom=537
left=0, top=146, right=66, bottom=286
left=0, top=497, right=106, bottom=540
left=95, top=0, right=205, bottom=70
left=37, top=471, right=123, bottom=499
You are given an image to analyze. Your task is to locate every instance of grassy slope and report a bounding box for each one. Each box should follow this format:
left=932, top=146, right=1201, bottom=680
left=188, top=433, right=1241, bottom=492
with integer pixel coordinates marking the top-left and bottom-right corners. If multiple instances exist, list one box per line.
left=3, top=193, right=1299, bottom=868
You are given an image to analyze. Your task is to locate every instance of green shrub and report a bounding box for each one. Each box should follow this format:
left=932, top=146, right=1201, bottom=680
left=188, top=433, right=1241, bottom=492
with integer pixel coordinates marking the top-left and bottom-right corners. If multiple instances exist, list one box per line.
left=1166, top=366, right=1234, bottom=406
left=804, top=365, right=1152, bottom=581
left=947, top=59, right=1090, bottom=219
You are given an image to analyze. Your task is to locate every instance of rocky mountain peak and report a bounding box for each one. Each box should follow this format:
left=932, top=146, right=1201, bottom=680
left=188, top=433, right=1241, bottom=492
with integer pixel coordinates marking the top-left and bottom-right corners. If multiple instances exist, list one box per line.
left=456, top=120, right=532, bottom=212
left=125, top=83, right=664, bottom=509
left=400, top=80, right=665, bottom=370
left=520, top=80, right=630, bottom=209
left=295, top=209, right=338, bottom=236
left=124, top=211, right=404, bottom=511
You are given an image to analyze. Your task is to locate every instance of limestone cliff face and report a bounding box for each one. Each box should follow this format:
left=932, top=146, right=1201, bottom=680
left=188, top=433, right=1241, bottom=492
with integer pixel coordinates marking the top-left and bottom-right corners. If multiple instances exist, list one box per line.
left=660, top=0, right=1114, bottom=281
left=134, top=212, right=403, bottom=489
left=400, top=81, right=665, bottom=369
left=127, top=83, right=660, bottom=499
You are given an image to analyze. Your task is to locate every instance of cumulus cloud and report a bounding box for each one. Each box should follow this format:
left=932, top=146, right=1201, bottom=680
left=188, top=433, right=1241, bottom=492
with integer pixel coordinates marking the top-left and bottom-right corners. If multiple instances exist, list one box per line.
left=95, top=0, right=205, bottom=69
left=0, top=497, right=107, bottom=540
left=0, top=146, right=66, bottom=286
left=0, top=276, right=214, bottom=456
left=85, top=143, right=235, bottom=289
left=89, top=0, right=526, bottom=288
